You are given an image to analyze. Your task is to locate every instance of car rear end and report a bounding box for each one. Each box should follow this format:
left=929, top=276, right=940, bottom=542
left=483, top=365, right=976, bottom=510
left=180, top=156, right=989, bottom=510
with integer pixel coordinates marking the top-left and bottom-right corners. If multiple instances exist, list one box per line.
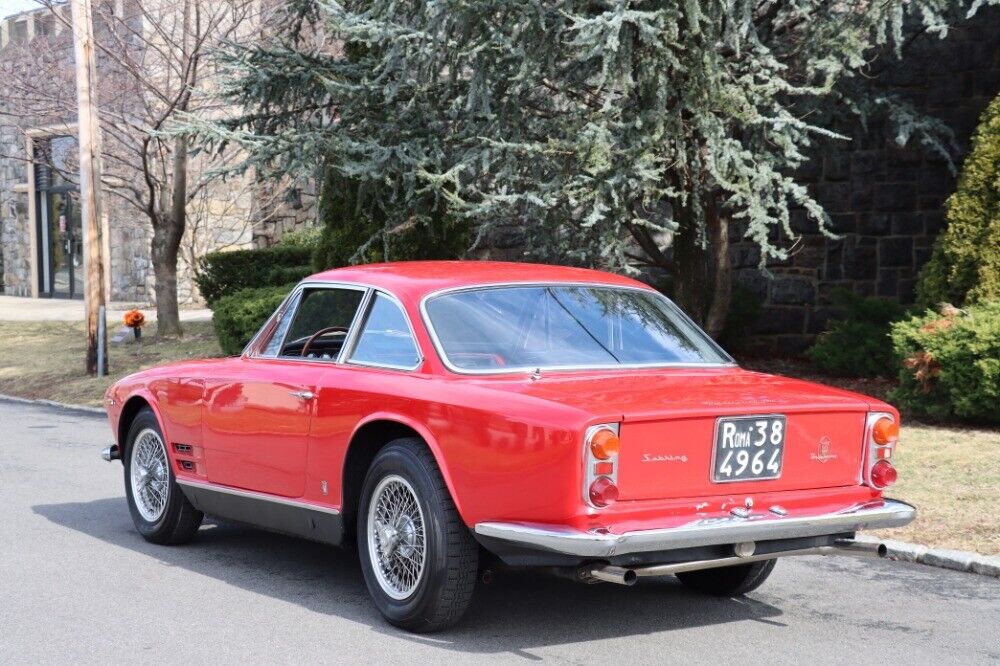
left=474, top=393, right=913, bottom=583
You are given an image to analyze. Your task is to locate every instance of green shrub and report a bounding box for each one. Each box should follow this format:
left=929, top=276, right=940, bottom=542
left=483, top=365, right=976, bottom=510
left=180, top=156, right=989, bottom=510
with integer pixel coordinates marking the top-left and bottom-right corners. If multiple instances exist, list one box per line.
left=916, top=94, right=1000, bottom=308
left=808, top=289, right=906, bottom=377
left=195, top=245, right=313, bottom=306
left=890, top=301, right=1000, bottom=423
left=211, top=285, right=292, bottom=355
left=312, top=167, right=469, bottom=271
left=277, top=226, right=323, bottom=249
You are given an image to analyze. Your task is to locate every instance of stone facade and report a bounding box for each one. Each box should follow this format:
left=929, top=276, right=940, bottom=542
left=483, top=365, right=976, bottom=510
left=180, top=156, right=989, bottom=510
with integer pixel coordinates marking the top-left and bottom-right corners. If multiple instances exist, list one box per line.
left=732, top=8, right=1000, bottom=354
left=0, top=2, right=315, bottom=305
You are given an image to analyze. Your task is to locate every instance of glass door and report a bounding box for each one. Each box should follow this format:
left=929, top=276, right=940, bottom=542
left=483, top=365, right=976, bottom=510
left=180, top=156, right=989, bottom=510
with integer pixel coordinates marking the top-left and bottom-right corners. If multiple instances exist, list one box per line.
left=49, top=191, right=82, bottom=298
left=35, top=136, right=83, bottom=300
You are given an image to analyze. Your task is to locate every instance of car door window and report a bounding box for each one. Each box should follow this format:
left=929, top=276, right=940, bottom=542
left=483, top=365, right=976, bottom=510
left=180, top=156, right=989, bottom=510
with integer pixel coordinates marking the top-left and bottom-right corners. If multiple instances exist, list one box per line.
left=280, top=287, right=365, bottom=359
left=348, top=294, right=421, bottom=369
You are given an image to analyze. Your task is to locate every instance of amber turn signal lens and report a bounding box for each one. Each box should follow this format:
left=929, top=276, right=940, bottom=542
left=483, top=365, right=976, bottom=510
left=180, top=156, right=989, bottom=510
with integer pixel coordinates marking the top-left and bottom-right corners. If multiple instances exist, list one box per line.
left=589, top=476, right=619, bottom=507
left=872, top=417, right=899, bottom=445
left=590, top=429, right=620, bottom=460
left=870, top=459, right=898, bottom=488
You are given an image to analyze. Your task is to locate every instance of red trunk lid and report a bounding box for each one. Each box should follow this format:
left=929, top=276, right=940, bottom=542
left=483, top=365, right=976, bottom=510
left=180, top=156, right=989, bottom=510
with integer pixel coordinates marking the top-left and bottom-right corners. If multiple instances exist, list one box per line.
left=478, top=367, right=873, bottom=500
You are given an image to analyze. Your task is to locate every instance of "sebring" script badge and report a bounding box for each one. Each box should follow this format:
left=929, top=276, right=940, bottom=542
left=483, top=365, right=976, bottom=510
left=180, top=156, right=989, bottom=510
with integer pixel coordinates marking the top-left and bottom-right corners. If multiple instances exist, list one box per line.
left=641, top=453, right=688, bottom=463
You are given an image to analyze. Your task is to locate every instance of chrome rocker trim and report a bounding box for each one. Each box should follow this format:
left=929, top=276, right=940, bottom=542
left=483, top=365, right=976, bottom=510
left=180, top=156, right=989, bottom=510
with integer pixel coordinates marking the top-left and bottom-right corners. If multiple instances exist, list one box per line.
left=475, top=499, right=916, bottom=558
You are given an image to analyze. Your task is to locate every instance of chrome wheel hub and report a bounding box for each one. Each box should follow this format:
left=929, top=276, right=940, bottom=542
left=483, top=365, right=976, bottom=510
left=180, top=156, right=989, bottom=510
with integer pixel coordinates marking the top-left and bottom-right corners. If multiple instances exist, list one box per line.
left=367, top=475, right=426, bottom=600
left=130, top=428, right=169, bottom=522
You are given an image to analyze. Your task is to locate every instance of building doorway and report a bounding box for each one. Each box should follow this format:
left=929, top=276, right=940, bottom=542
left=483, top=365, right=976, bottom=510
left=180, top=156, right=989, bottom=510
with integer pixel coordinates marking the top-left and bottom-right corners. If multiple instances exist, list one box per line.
left=34, top=136, right=83, bottom=299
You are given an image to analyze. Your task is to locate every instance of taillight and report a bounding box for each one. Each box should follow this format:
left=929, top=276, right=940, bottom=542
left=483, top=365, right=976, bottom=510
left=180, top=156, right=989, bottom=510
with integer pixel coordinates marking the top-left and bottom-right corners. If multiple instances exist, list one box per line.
left=864, top=413, right=899, bottom=489
left=590, top=429, right=620, bottom=460
left=872, top=418, right=899, bottom=446
left=584, top=424, right=620, bottom=508
left=870, top=459, right=898, bottom=489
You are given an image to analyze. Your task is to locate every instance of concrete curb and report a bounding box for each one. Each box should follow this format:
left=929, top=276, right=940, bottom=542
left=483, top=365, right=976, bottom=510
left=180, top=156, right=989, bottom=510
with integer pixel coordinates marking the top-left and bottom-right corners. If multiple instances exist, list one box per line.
left=0, top=393, right=106, bottom=417
left=857, top=535, right=1000, bottom=578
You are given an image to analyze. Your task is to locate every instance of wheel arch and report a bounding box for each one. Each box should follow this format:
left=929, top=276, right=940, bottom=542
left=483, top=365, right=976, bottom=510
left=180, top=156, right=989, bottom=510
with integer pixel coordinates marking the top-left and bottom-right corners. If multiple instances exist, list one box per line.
left=342, top=413, right=465, bottom=538
left=117, top=392, right=168, bottom=462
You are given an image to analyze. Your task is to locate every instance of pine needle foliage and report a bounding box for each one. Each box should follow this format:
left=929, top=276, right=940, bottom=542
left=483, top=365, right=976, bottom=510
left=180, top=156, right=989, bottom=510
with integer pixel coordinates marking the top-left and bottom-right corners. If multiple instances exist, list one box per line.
left=193, top=0, right=996, bottom=275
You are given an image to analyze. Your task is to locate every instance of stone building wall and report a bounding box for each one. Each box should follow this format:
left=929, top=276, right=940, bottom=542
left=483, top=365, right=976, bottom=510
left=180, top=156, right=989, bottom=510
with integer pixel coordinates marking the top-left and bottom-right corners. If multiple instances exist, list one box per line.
left=731, top=8, right=1000, bottom=354
left=0, top=2, right=313, bottom=305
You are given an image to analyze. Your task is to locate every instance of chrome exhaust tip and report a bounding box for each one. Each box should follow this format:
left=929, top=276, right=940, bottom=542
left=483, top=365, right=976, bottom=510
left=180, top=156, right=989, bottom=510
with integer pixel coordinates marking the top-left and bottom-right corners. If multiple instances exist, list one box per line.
left=831, top=538, right=887, bottom=558
left=101, top=444, right=120, bottom=462
left=586, top=564, right=638, bottom=586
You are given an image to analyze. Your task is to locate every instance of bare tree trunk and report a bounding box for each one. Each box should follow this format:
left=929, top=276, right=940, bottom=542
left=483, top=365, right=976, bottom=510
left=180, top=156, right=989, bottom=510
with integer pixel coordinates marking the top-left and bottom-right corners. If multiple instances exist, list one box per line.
left=152, top=135, right=188, bottom=337
left=704, top=201, right=731, bottom=340
left=671, top=200, right=732, bottom=340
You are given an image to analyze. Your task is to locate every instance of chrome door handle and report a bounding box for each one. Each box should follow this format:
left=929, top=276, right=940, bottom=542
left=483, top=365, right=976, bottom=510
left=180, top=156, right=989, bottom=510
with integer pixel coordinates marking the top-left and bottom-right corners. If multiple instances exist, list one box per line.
left=290, top=390, right=315, bottom=401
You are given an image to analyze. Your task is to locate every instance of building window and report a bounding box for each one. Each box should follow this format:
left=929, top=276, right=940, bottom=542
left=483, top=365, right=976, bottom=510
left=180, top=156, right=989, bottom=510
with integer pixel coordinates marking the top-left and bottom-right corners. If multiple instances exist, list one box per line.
left=10, top=19, right=28, bottom=45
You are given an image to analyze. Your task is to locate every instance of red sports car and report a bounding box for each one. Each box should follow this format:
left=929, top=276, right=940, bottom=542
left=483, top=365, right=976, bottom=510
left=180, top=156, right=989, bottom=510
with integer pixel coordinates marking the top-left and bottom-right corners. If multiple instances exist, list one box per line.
left=102, top=261, right=914, bottom=631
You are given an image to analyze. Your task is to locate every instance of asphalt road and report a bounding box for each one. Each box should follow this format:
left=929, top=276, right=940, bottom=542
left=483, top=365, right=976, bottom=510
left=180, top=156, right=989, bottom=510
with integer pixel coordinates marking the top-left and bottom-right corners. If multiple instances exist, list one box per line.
left=1, top=399, right=998, bottom=665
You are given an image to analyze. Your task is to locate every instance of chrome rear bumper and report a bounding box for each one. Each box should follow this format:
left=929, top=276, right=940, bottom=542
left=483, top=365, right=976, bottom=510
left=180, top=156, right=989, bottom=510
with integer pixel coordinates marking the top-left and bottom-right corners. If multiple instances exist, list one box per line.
left=475, top=499, right=915, bottom=558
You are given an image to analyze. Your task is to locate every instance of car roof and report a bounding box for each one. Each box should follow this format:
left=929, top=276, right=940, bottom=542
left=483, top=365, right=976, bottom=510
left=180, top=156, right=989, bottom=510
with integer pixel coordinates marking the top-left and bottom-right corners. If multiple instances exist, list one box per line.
left=305, top=260, right=650, bottom=302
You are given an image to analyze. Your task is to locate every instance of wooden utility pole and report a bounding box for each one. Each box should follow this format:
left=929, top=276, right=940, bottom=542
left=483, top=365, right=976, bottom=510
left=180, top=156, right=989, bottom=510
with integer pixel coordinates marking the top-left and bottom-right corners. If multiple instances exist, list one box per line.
left=69, top=0, right=107, bottom=376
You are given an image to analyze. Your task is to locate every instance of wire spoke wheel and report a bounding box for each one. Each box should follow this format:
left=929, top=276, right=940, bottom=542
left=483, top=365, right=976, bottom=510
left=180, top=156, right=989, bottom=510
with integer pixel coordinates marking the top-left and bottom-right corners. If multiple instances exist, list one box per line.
left=367, top=474, right=427, bottom=600
left=129, top=428, right=170, bottom=523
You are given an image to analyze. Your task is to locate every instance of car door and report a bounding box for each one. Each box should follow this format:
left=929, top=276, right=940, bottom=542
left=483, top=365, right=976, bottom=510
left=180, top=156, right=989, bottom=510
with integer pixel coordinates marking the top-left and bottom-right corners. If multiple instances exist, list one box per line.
left=201, top=284, right=367, bottom=498
left=304, top=291, right=425, bottom=505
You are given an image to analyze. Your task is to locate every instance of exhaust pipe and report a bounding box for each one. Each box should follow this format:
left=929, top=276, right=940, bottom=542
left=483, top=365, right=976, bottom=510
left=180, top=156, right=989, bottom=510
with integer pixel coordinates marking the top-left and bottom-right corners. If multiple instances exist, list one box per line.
left=581, top=538, right=887, bottom=583
left=586, top=564, right=637, bottom=586
left=831, top=538, right=888, bottom=558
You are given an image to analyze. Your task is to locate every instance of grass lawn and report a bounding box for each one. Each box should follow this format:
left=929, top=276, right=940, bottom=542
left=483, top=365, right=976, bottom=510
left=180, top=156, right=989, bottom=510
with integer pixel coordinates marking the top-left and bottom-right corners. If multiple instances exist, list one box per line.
left=0, top=321, right=996, bottom=554
left=876, top=424, right=1000, bottom=555
left=0, top=320, right=223, bottom=408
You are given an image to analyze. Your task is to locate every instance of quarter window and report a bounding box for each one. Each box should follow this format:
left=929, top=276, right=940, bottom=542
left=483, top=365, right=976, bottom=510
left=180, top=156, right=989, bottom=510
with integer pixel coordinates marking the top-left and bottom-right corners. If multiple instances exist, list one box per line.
left=260, top=290, right=302, bottom=357
left=349, top=294, right=421, bottom=369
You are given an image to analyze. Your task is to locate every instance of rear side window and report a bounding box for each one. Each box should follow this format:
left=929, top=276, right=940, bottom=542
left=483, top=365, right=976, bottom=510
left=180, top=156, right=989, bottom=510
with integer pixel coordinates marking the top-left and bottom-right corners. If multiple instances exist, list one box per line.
left=349, top=294, right=421, bottom=369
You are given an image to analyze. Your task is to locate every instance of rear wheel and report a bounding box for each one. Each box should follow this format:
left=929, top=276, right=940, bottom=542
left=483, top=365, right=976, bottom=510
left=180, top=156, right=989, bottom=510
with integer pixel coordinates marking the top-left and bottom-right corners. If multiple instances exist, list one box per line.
left=357, top=438, right=478, bottom=632
left=675, top=559, right=776, bottom=596
left=124, top=408, right=203, bottom=544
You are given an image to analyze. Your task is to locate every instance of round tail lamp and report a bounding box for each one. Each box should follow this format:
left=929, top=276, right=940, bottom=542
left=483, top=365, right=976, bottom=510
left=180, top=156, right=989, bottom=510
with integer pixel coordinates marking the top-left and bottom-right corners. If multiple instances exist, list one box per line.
left=590, top=429, right=620, bottom=460
left=869, top=459, right=898, bottom=489
left=872, top=417, right=899, bottom=446
left=589, top=476, right=619, bottom=507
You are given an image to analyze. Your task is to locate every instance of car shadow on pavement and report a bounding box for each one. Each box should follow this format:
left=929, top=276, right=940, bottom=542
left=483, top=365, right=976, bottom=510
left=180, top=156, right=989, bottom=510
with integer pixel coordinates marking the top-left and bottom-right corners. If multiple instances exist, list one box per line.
left=34, top=497, right=785, bottom=655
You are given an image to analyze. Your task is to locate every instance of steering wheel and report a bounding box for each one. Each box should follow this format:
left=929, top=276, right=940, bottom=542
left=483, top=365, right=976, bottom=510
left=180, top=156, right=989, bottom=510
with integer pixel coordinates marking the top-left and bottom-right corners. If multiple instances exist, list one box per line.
left=301, top=326, right=349, bottom=357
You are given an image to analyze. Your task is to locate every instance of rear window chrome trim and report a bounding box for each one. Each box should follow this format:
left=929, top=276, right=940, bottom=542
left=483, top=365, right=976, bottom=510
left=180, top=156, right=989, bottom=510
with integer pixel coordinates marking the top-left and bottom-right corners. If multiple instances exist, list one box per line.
left=418, top=281, right=737, bottom=376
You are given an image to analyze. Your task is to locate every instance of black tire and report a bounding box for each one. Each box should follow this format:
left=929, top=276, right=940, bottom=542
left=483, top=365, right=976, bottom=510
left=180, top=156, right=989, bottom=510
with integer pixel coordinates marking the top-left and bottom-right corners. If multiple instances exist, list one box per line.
left=357, top=438, right=478, bottom=632
left=123, top=408, right=203, bottom=545
left=675, top=559, right=776, bottom=596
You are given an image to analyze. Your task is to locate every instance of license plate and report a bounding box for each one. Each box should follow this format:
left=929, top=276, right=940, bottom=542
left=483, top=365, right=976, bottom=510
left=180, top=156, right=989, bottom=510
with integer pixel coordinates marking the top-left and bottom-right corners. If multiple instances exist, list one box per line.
left=712, top=415, right=786, bottom=483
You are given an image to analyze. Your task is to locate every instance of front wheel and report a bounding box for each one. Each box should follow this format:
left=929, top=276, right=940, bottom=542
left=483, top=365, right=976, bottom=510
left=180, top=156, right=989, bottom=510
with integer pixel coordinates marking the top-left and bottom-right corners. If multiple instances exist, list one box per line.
left=123, top=408, right=203, bottom=544
left=357, top=438, right=478, bottom=632
left=675, top=559, right=777, bottom=596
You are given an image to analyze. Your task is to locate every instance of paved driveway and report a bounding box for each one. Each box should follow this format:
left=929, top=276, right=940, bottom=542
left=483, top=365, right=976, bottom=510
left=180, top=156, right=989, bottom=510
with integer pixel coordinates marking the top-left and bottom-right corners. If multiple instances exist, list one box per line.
left=1, top=399, right=997, bottom=664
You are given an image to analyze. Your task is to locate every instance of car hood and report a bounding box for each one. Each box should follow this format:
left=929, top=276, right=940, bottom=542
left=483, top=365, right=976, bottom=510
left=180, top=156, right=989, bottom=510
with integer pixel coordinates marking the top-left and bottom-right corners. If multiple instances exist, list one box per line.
left=468, top=367, right=877, bottom=422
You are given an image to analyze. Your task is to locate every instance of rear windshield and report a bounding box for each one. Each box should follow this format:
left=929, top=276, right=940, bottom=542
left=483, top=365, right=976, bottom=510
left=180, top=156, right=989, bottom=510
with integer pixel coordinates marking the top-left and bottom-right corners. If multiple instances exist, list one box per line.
left=423, top=285, right=733, bottom=372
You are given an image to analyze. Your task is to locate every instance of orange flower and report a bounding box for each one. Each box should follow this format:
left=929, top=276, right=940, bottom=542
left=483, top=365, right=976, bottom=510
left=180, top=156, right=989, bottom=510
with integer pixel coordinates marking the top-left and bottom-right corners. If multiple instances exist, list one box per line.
left=124, top=309, right=146, bottom=329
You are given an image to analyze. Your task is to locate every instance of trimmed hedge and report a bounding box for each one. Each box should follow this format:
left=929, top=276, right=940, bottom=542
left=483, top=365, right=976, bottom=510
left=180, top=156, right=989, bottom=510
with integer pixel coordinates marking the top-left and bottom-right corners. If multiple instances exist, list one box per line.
left=890, top=301, right=1000, bottom=423
left=211, top=285, right=292, bottom=356
left=195, top=245, right=314, bottom=306
left=916, top=94, right=1000, bottom=308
